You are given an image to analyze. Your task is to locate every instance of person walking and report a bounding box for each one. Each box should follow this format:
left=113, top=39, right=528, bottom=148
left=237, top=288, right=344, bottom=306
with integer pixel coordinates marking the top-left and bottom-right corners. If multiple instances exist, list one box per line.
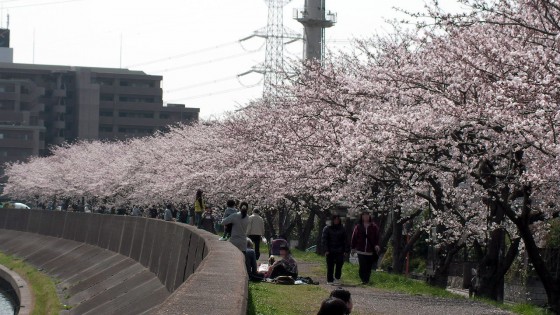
left=194, top=189, right=205, bottom=228
left=221, top=201, right=249, bottom=252
left=322, top=214, right=350, bottom=285
left=246, top=208, right=265, bottom=260
left=351, top=210, right=380, bottom=285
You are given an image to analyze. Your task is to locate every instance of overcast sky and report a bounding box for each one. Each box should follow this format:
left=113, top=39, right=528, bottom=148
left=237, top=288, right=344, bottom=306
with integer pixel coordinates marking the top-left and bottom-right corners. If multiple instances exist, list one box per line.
left=1, top=0, right=461, bottom=118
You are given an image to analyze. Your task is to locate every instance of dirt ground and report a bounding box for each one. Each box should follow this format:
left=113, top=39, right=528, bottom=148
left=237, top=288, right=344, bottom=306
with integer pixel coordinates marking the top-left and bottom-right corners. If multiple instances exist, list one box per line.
left=295, top=260, right=511, bottom=315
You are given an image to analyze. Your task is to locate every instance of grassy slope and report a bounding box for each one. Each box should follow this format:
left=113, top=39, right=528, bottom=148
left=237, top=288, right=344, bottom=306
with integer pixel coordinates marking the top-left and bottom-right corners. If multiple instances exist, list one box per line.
left=0, top=252, right=62, bottom=315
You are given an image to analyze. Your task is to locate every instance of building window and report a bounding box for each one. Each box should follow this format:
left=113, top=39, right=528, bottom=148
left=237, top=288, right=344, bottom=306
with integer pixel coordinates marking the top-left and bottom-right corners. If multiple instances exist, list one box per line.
left=118, top=111, right=154, bottom=118
left=118, top=95, right=155, bottom=103
left=95, top=78, right=114, bottom=86
left=100, top=94, right=114, bottom=102
left=0, top=151, right=7, bottom=157
left=99, top=125, right=113, bottom=133
left=100, top=110, right=113, bottom=117
left=117, top=126, right=154, bottom=134
left=160, top=113, right=169, bottom=119
left=58, top=129, right=64, bottom=137
left=0, top=133, right=3, bottom=139
left=119, top=80, right=155, bottom=88
left=0, top=101, right=15, bottom=110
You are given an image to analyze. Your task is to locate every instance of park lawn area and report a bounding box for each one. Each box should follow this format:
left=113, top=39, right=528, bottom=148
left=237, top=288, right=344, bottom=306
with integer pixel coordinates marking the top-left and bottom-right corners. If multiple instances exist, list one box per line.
left=247, top=248, right=328, bottom=315
left=0, top=252, right=62, bottom=315
left=248, top=246, right=548, bottom=315
left=247, top=281, right=327, bottom=315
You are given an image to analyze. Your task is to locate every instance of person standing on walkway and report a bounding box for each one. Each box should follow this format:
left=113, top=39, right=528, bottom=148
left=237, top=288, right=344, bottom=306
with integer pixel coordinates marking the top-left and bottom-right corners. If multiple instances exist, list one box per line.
left=221, top=201, right=249, bottom=252
left=351, top=210, right=380, bottom=285
left=194, top=189, right=205, bottom=228
left=322, top=214, right=350, bottom=285
left=220, top=200, right=237, bottom=240
left=246, top=208, right=265, bottom=260
left=163, top=204, right=173, bottom=221
left=200, top=206, right=216, bottom=234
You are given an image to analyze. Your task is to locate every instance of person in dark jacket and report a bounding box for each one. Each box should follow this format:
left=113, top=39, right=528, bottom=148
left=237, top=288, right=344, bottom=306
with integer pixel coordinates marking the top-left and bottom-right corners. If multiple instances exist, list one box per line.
left=322, top=214, right=350, bottom=285
left=351, top=211, right=380, bottom=285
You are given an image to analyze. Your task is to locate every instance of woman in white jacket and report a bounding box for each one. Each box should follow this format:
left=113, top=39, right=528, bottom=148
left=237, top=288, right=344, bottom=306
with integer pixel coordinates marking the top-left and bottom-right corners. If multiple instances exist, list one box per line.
left=246, top=208, right=265, bottom=259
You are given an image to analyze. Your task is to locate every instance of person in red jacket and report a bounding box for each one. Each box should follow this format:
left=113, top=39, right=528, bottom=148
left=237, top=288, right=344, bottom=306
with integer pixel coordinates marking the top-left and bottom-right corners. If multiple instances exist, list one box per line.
left=351, top=210, right=380, bottom=285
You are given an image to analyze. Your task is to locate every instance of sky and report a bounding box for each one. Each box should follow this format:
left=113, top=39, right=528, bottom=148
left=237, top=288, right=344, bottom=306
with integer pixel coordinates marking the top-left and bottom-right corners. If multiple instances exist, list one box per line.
left=0, top=0, right=461, bottom=119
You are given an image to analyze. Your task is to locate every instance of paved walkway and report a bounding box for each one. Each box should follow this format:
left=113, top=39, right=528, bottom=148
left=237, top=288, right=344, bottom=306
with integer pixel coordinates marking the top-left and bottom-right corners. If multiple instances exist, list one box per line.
left=295, top=261, right=511, bottom=315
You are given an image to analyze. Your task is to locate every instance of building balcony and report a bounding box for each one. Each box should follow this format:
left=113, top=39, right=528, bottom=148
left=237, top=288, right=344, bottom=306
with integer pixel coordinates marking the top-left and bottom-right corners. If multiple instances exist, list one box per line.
left=100, top=85, right=162, bottom=96
left=293, top=8, right=336, bottom=27
left=113, top=117, right=161, bottom=127
left=0, top=138, right=34, bottom=149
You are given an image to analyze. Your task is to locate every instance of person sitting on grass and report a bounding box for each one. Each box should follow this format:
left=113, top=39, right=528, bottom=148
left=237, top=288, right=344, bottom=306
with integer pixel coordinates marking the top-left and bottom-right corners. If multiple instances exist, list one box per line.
left=245, top=238, right=265, bottom=281
left=265, top=244, right=298, bottom=280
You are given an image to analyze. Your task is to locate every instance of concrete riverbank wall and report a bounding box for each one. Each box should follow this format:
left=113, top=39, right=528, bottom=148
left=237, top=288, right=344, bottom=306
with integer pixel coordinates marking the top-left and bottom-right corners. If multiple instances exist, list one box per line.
left=0, top=209, right=247, bottom=315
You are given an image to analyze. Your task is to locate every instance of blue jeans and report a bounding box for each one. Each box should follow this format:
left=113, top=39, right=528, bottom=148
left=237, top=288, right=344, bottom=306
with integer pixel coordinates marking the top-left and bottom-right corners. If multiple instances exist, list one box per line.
left=195, top=212, right=202, bottom=227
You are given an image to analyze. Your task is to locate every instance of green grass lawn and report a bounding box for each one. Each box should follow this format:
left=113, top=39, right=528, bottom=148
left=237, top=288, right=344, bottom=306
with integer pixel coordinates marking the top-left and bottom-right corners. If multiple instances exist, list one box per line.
left=0, top=252, right=62, bottom=315
left=247, top=281, right=327, bottom=315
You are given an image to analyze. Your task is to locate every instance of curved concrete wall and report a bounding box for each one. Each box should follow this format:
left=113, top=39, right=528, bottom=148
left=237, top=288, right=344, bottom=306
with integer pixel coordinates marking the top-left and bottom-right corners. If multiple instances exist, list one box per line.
left=0, top=209, right=247, bottom=315
left=0, top=264, right=33, bottom=315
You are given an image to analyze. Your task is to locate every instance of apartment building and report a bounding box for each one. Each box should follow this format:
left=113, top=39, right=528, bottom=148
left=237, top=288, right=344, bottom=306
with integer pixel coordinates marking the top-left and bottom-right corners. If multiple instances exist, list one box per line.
left=0, top=62, right=199, bottom=183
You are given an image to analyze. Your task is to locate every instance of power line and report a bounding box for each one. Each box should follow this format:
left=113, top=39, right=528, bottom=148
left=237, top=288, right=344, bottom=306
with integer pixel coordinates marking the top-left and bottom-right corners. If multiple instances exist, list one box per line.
left=126, top=41, right=239, bottom=68
left=166, top=81, right=262, bottom=102
left=150, top=49, right=262, bottom=74
left=165, top=75, right=238, bottom=93
left=2, top=0, right=87, bottom=9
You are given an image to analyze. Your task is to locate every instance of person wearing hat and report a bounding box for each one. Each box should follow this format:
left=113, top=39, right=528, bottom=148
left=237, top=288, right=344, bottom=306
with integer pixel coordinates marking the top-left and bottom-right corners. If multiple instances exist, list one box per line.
left=351, top=210, right=380, bottom=285
left=322, top=214, right=350, bottom=285
left=266, top=244, right=298, bottom=279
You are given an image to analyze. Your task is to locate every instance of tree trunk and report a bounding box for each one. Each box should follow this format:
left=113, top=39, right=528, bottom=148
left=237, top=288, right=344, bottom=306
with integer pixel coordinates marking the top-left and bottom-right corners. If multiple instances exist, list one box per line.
left=428, top=264, right=450, bottom=288
left=475, top=228, right=506, bottom=301
left=516, top=220, right=560, bottom=314
left=427, top=242, right=462, bottom=288
left=315, top=211, right=327, bottom=255
left=264, top=208, right=277, bottom=241
left=295, top=209, right=316, bottom=251
left=391, top=209, right=404, bottom=273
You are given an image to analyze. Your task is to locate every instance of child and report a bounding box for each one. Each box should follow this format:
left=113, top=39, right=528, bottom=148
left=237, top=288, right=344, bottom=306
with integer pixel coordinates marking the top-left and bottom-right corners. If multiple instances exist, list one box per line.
left=220, top=200, right=237, bottom=240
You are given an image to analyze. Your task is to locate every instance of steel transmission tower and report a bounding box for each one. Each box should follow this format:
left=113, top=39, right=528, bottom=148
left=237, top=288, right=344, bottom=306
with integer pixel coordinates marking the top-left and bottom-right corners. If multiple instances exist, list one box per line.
left=238, top=1, right=300, bottom=100
left=263, top=0, right=292, bottom=99
left=294, top=0, right=336, bottom=61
